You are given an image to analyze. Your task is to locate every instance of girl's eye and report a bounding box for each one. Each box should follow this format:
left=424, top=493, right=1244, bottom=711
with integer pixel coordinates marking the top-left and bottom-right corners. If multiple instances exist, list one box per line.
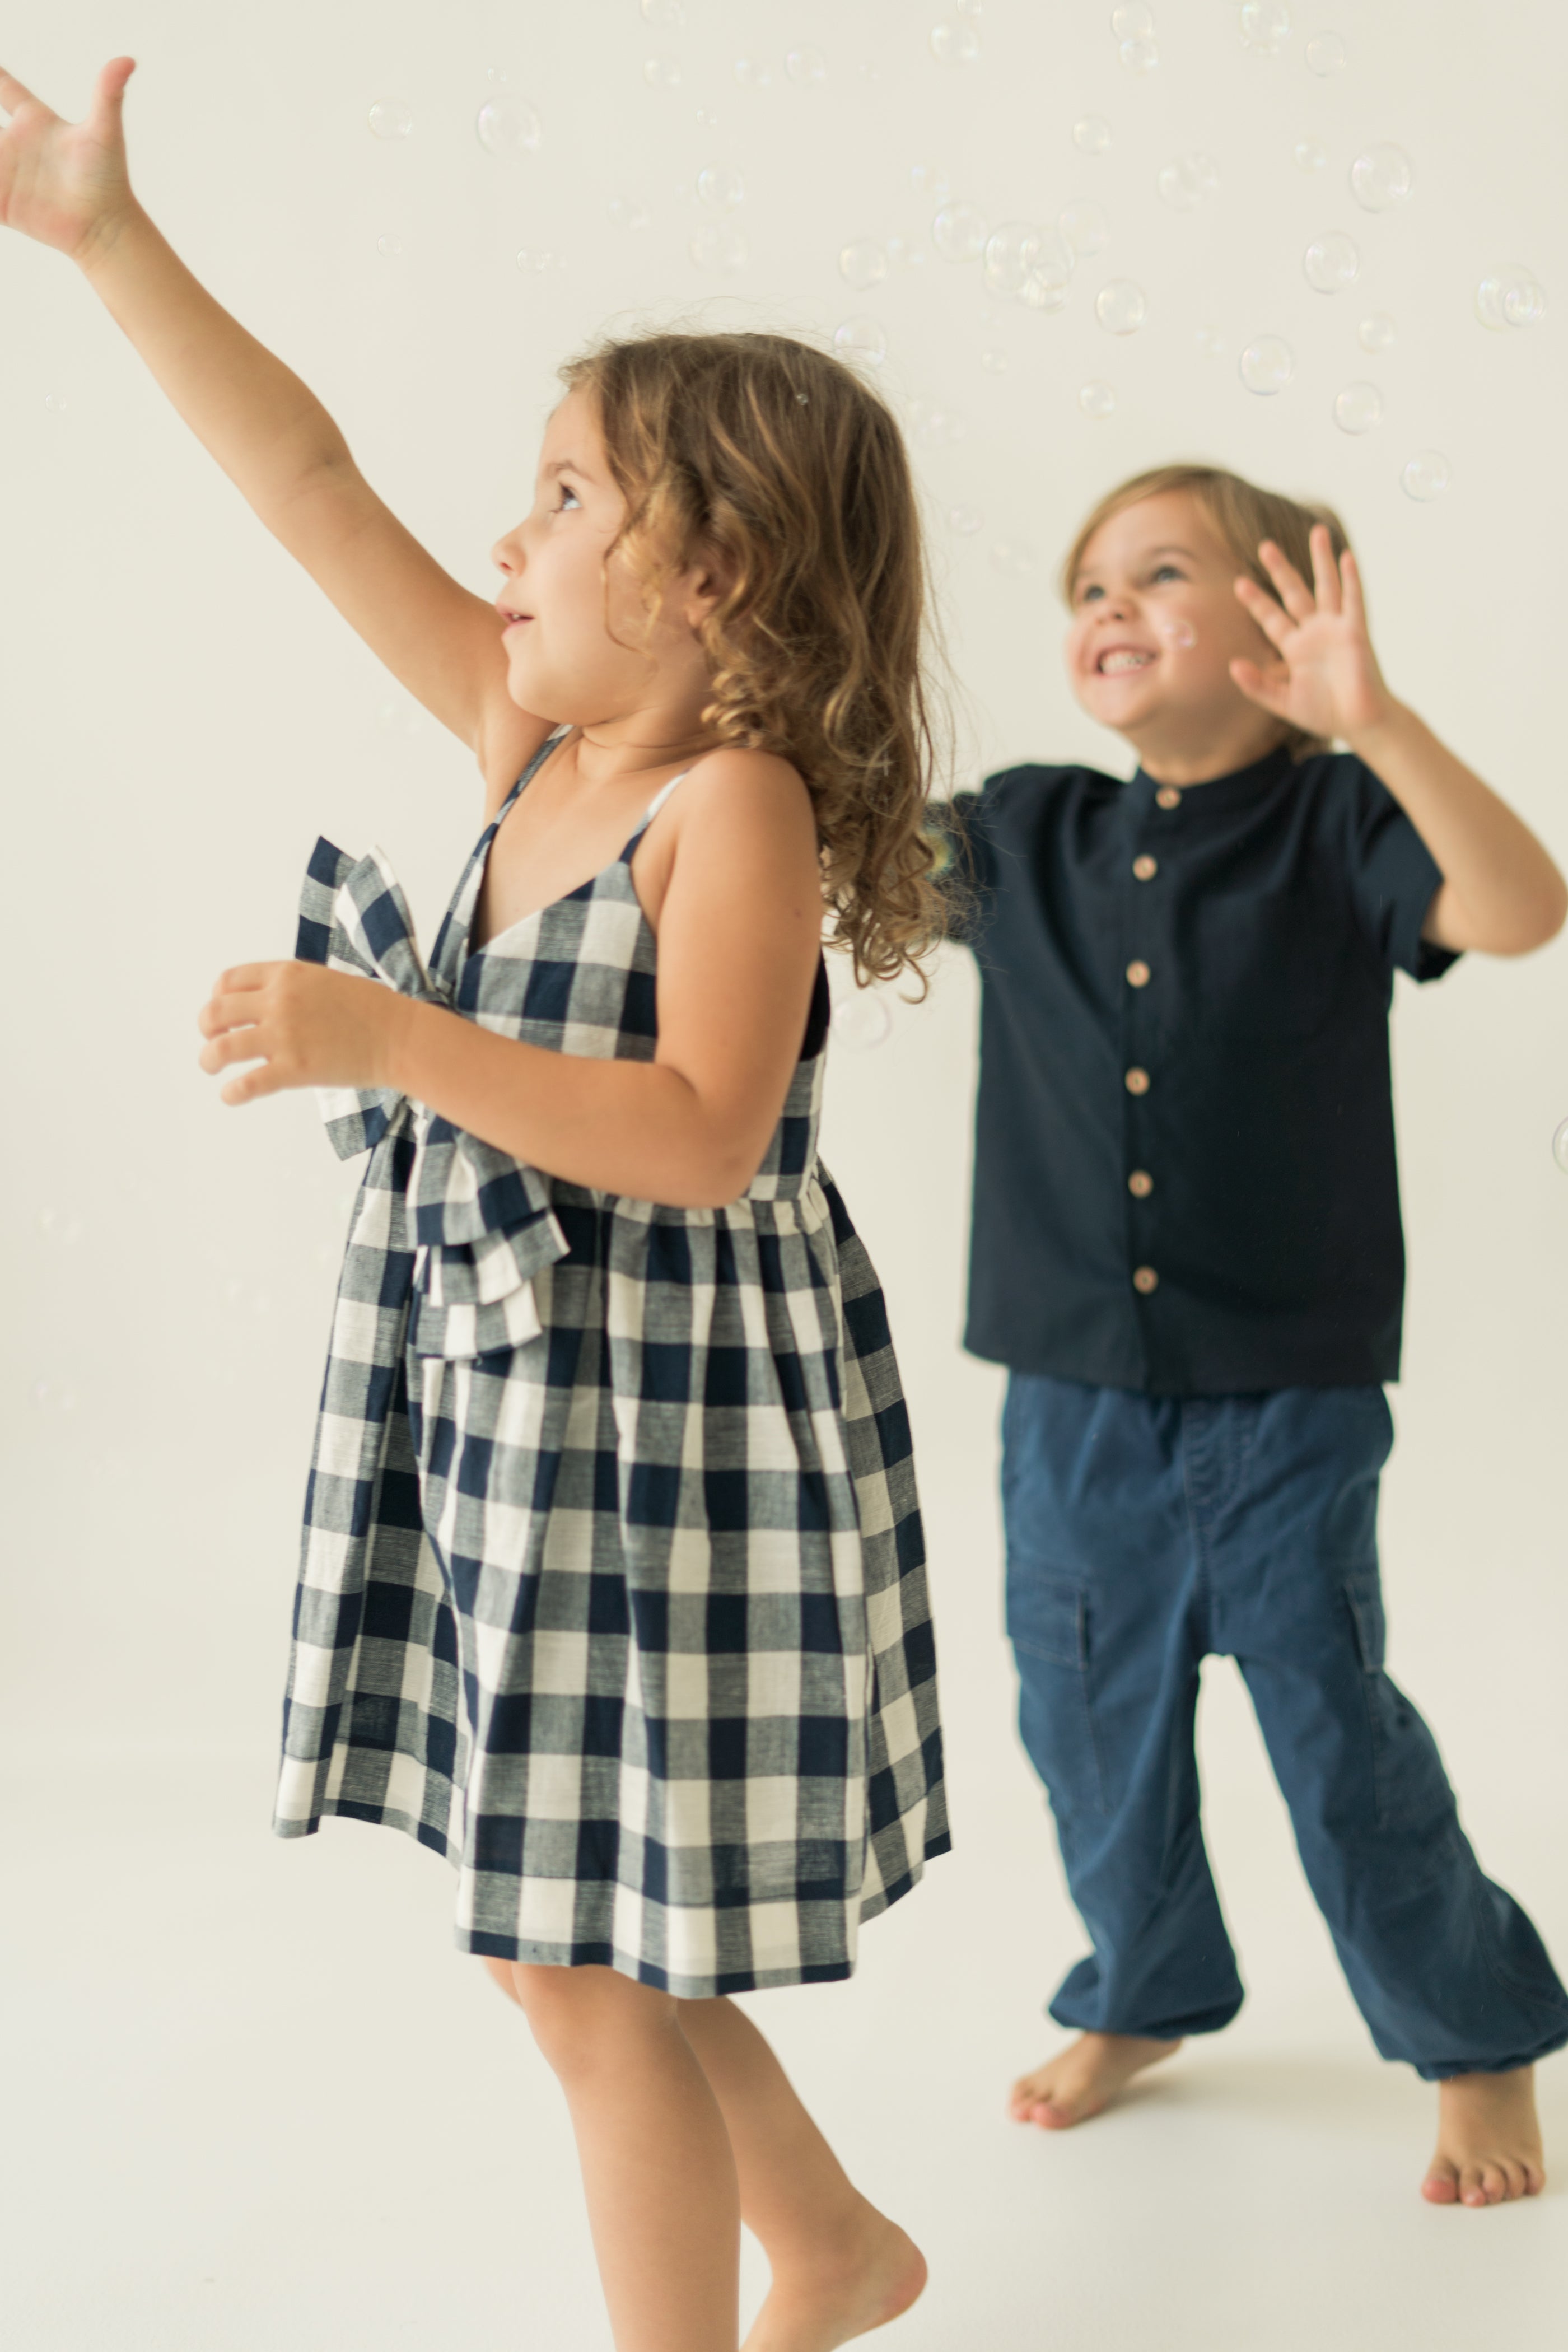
left=557, top=484, right=581, bottom=512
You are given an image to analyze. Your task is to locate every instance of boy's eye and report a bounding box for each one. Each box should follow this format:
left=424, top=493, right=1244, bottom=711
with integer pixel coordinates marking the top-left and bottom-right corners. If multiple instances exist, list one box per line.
left=1151, top=562, right=1183, bottom=583
left=1078, top=584, right=1104, bottom=604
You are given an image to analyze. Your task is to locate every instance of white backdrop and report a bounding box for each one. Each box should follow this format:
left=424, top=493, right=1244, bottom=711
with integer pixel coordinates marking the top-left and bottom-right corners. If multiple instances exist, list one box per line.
left=3, top=5, right=1567, bottom=2345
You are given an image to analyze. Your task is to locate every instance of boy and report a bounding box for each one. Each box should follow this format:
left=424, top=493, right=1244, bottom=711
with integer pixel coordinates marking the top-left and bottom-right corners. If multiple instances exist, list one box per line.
left=944, top=464, right=1568, bottom=2208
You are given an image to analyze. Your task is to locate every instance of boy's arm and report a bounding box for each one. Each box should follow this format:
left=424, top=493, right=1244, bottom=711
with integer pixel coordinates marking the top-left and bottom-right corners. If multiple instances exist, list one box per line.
left=1342, top=703, right=1566, bottom=955
left=1231, top=529, right=1566, bottom=957
left=1, top=59, right=543, bottom=794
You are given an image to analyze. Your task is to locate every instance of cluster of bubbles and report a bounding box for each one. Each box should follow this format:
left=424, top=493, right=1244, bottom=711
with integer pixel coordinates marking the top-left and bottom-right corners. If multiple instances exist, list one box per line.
left=931, top=12, right=983, bottom=69
left=1476, top=264, right=1547, bottom=330
left=1158, top=152, right=1220, bottom=212
left=1113, top=3, right=1160, bottom=73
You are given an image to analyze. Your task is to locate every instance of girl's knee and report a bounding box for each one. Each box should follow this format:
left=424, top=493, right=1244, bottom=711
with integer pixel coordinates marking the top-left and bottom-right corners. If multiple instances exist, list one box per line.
left=480, top=1954, right=524, bottom=2006
left=511, top=1962, right=678, bottom=2075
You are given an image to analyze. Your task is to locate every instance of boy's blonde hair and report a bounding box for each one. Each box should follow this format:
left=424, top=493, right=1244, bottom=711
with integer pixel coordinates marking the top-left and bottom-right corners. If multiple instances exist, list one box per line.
left=1060, top=463, right=1351, bottom=759
left=559, top=329, right=946, bottom=985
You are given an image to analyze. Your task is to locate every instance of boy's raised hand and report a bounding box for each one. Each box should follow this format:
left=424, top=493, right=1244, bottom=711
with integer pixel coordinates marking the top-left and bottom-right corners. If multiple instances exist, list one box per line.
left=1230, top=524, right=1394, bottom=746
left=0, top=57, right=137, bottom=260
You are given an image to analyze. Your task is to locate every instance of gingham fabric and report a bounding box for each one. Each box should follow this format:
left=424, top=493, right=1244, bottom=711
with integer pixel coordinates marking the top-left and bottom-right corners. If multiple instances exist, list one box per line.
left=274, top=734, right=950, bottom=1994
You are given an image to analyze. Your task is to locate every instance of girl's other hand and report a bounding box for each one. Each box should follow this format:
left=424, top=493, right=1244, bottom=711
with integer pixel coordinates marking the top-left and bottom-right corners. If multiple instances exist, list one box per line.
left=0, top=57, right=137, bottom=261
left=197, top=962, right=412, bottom=1107
left=1229, top=525, right=1395, bottom=746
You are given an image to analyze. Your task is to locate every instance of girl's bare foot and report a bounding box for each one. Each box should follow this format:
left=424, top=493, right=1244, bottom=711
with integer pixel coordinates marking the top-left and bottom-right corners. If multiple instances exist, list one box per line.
left=743, top=2198, right=927, bottom=2352
left=1422, top=2066, right=1546, bottom=2208
left=1009, top=2032, right=1183, bottom=2129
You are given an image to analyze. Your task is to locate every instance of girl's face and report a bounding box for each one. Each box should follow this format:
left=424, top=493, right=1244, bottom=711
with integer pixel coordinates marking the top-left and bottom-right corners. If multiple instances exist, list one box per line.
left=1064, top=489, right=1282, bottom=758
left=491, top=388, right=716, bottom=734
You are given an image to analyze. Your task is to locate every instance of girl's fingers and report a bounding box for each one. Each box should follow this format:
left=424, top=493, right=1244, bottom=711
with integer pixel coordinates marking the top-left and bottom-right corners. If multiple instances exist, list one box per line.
left=87, top=56, right=136, bottom=136
left=1307, top=522, right=1342, bottom=615
left=1255, top=539, right=1317, bottom=623
left=198, top=1028, right=267, bottom=1075
left=198, top=989, right=268, bottom=1037
left=1233, top=575, right=1295, bottom=650
left=220, top=1063, right=284, bottom=1107
left=0, top=66, right=46, bottom=118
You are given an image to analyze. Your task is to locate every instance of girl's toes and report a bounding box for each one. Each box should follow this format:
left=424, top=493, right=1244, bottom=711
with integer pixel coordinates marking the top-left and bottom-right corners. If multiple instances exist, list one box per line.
left=1421, top=2160, right=1460, bottom=2205
left=1524, top=2163, right=1547, bottom=2198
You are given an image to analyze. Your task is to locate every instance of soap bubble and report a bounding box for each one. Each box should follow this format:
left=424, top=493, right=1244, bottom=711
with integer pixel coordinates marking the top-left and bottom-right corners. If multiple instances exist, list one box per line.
left=1305, top=30, right=1346, bottom=72
left=991, top=539, right=1038, bottom=577
left=981, top=349, right=1008, bottom=373
left=1303, top=231, right=1359, bottom=292
left=690, top=223, right=747, bottom=271
left=367, top=98, right=414, bottom=139
left=1111, top=3, right=1154, bottom=34
left=932, top=203, right=989, bottom=261
left=1119, top=35, right=1160, bottom=69
left=983, top=220, right=1063, bottom=297
left=697, top=164, right=744, bottom=208
left=885, top=235, right=927, bottom=272
left=44, top=390, right=68, bottom=416
left=1018, top=255, right=1072, bottom=309
left=787, top=45, right=827, bottom=84
left=38, top=1206, right=82, bottom=1245
left=1358, top=311, right=1396, bottom=352
left=1239, top=335, right=1294, bottom=393
left=608, top=196, right=654, bottom=230
left=948, top=505, right=984, bottom=534
left=908, top=399, right=969, bottom=443
left=515, top=249, right=562, bottom=271
left=1401, top=449, right=1450, bottom=501
left=840, top=239, right=888, bottom=291
left=1196, top=324, right=1226, bottom=357
left=476, top=97, right=541, bottom=154
left=833, top=316, right=888, bottom=366
left=1239, top=1, right=1291, bottom=52
left=1476, top=264, right=1547, bottom=330
left=696, top=107, right=721, bottom=127
left=641, top=0, right=685, bottom=21
left=376, top=234, right=402, bottom=257
left=931, top=23, right=982, bottom=63
left=832, top=990, right=893, bottom=1051
left=1060, top=199, right=1110, bottom=259
left=1294, top=138, right=1328, bottom=172
left=643, top=58, right=682, bottom=87
left=1553, top=1117, right=1568, bottom=1173
left=1333, top=381, right=1382, bottom=434
left=1159, top=153, right=1220, bottom=209
left=911, top=161, right=953, bottom=205
left=1350, top=143, right=1413, bottom=211
left=1096, top=279, right=1147, bottom=334
left=1074, top=116, right=1112, bottom=153
left=734, top=57, right=773, bottom=87
left=1160, top=618, right=1197, bottom=648
left=1080, top=379, right=1117, bottom=418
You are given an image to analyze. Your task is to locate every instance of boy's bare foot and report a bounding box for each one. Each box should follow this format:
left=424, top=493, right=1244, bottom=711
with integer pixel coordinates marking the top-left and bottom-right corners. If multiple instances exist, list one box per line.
left=1422, top=2066, right=1546, bottom=2208
left=743, top=2199, right=926, bottom=2352
left=1009, top=2031, right=1183, bottom=2130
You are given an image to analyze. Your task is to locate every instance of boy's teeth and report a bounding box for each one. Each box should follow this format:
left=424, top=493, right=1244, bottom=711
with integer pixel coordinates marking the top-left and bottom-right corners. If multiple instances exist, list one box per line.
left=1100, top=648, right=1154, bottom=674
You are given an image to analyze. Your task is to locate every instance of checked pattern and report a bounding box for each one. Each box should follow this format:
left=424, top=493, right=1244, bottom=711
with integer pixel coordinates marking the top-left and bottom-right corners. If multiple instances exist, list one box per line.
left=274, top=736, right=949, bottom=1995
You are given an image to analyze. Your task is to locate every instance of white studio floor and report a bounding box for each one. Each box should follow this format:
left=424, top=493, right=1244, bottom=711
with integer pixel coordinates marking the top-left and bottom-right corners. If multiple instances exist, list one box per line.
left=4, top=1470, right=1566, bottom=2352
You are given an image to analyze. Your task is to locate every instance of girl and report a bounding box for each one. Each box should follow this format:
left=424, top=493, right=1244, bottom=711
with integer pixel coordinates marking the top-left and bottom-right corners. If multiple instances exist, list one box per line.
left=0, top=58, right=948, bottom=2351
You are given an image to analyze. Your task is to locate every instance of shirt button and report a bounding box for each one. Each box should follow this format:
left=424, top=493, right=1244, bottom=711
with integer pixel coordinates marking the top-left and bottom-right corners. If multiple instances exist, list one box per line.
left=1124, top=1066, right=1151, bottom=1095
left=1155, top=786, right=1182, bottom=810
left=1132, top=853, right=1159, bottom=881
left=1133, top=1266, right=1159, bottom=1295
left=1126, top=959, right=1151, bottom=988
left=1128, top=1169, right=1154, bottom=1198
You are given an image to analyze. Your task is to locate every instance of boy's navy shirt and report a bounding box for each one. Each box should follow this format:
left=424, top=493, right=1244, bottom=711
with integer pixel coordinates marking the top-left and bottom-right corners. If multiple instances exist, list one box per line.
left=946, top=743, right=1459, bottom=1394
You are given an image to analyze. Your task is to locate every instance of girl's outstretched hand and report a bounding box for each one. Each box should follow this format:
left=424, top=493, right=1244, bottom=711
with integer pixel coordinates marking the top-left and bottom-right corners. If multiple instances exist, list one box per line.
left=197, top=962, right=412, bottom=1107
left=1230, top=525, right=1395, bottom=746
left=0, top=57, right=137, bottom=260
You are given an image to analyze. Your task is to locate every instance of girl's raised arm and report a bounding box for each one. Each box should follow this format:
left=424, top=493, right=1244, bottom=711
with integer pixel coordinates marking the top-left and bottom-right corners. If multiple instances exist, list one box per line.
left=0, top=58, right=545, bottom=791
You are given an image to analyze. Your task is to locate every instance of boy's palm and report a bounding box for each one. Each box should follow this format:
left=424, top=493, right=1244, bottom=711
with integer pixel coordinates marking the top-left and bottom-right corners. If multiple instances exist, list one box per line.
left=0, top=58, right=136, bottom=259
left=1230, top=526, right=1392, bottom=744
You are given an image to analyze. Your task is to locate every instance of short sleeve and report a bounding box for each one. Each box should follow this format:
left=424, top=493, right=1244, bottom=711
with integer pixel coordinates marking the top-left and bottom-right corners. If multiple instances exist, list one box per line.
left=1341, top=757, right=1462, bottom=983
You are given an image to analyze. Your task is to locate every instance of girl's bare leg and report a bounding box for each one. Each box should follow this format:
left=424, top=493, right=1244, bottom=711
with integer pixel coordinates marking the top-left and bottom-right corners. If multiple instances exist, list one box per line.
left=678, top=1996, right=926, bottom=2352
left=488, top=1959, right=741, bottom=2352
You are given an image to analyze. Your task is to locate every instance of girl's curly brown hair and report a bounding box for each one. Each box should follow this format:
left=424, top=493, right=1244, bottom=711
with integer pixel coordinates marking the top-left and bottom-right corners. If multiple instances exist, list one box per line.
left=559, top=329, right=947, bottom=986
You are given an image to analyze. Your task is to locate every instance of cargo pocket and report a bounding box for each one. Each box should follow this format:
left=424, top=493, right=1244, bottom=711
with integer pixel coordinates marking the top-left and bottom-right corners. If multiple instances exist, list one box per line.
left=1343, top=1568, right=1444, bottom=1835
left=1006, top=1567, right=1108, bottom=1818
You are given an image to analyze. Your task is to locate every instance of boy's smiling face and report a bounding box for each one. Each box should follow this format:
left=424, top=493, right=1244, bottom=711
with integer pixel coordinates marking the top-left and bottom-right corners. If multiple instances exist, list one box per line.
left=1065, top=489, right=1289, bottom=778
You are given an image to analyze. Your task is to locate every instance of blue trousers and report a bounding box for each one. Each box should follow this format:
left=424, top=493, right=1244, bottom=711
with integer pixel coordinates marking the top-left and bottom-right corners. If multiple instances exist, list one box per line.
left=1002, top=1375, right=1568, bottom=2080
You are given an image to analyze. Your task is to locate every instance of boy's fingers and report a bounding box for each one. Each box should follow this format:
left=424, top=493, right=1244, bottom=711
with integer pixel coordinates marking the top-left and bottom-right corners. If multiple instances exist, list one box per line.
left=1255, top=540, right=1315, bottom=622
left=1229, top=655, right=1291, bottom=712
left=88, top=56, right=136, bottom=132
left=1339, top=546, right=1367, bottom=629
left=0, top=67, right=46, bottom=117
left=1308, top=524, right=1342, bottom=615
left=1233, top=576, right=1294, bottom=648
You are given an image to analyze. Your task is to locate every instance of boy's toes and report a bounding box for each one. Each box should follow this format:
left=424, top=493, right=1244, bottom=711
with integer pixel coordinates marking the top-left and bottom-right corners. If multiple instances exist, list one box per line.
left=1420, top=2159, right=1460, bottom=2205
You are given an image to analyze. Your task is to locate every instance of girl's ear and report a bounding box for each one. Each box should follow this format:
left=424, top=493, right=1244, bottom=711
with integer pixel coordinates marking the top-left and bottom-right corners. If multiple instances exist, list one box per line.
left=680, top=542, right=735, bottom=629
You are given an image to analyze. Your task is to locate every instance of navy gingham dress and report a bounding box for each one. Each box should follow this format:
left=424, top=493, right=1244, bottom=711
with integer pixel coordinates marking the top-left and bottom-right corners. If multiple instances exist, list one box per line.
left=274, top=734, right=949, bottom=1994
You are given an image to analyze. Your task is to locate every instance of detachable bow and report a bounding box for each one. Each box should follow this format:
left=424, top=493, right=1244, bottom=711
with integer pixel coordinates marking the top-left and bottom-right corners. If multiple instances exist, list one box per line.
left=297, top=837, right=568, bottom=1357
